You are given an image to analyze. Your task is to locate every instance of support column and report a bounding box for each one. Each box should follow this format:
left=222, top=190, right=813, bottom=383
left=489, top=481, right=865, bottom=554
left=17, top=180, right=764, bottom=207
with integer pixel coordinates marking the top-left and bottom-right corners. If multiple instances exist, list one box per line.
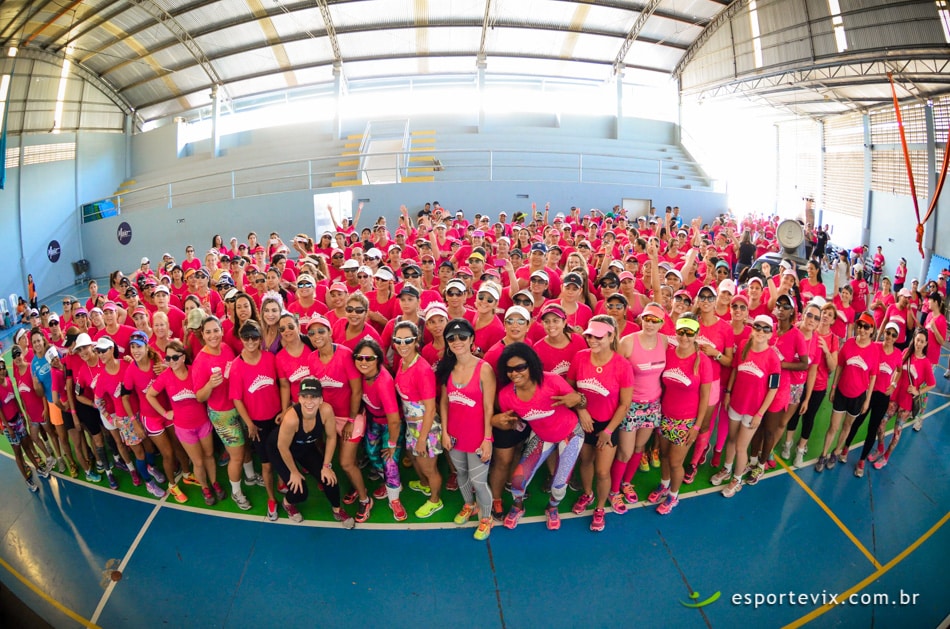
left=862, top=112, right=872, bottom=247
left=124, top=111, right=133, bottom=179
left=477, top=55, right=487, bottom=133
left=614, top=68, right=623, bottom=140
left=921, top=100, right=937, bottom=280
left=333, top=62, right=345, bottom=140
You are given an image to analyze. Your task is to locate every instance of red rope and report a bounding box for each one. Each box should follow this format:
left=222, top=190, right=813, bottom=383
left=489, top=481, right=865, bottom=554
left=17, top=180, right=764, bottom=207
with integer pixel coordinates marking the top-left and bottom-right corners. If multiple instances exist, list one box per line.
left=887, top=72, right=925, bottom=256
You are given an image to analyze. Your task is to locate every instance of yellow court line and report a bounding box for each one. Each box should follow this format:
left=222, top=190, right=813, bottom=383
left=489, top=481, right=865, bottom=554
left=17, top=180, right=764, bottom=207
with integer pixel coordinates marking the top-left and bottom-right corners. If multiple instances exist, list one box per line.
left=783, top=510, right=950, bottom=629
left=776, top=458, right=882, bottom=570
left=0, top=557, right=101, bottom=629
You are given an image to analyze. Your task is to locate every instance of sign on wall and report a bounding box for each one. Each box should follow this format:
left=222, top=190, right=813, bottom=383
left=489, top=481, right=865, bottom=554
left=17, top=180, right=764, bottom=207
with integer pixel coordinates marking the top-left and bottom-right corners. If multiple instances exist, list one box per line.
left=117, top=221, right=133, bottom=245
left=47, top=240, right=61, bottom=263
left=313, top=191, right=354, bottom=238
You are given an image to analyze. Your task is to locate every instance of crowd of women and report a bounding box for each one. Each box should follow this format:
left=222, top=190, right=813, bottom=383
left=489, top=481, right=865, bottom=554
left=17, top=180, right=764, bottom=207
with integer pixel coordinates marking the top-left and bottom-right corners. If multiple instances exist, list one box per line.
left=1, top=202, right=944, bottom=538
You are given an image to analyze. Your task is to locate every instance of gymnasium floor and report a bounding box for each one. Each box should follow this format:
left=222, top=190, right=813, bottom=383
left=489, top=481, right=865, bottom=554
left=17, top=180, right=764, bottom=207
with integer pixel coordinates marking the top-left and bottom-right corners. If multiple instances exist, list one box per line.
left=1, top=284, right=948, bottom=628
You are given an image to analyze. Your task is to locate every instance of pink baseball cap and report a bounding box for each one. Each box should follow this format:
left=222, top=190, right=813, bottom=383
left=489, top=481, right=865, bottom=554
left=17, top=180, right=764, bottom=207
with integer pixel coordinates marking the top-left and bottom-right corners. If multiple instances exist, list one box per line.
left=583, top=320, right=614, bottom=338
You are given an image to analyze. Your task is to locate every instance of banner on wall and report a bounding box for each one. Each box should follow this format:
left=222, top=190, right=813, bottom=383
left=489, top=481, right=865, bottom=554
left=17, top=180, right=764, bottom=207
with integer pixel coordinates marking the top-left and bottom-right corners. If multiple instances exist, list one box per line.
left=47, top=240, right=61, bottom=263
left=117, top=221, right=133, bottom=245
left=313, top=191, right=353, bottom=238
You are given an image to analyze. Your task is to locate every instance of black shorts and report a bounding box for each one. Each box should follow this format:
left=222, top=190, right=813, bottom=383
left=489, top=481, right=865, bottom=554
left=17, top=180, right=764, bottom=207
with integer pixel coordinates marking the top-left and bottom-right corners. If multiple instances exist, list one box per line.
left=492, top=425, right=530, bottom=449
left=75, top=403, right=102, bottom=436
left=832, top=391, right=867, bottom=417
left=60, top=407, right=76, bottom=431
left=584, top=419, right=620, bottom=447
left=250, top=418, right=278, bottom=463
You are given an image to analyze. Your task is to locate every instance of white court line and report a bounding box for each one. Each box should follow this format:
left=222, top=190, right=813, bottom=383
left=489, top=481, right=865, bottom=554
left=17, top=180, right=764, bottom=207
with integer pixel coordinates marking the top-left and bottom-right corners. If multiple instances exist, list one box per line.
left=90, top=496, right=166, bottom=624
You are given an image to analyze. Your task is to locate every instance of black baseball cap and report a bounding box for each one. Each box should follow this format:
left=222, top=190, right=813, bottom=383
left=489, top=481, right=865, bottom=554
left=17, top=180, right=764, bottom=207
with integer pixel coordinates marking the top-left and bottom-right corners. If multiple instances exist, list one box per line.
left=299, top=377, right=323, bottom=397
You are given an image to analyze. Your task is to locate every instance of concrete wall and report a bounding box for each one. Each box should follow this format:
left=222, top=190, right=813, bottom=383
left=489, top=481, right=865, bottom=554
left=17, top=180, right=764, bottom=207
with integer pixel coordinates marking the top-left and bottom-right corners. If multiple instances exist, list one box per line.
left=868, top=190, right=950, bottom=282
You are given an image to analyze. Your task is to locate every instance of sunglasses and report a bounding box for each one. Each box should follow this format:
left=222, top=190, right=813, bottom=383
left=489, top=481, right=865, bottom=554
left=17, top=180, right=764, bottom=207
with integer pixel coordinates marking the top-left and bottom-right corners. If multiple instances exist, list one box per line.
left=884, top=330, right=899, bottom=338
left=776, top=302, right=794, bottom=310
left=505, top=317, right=528, bottom=325
left=95, top=348, right=111, bottom=354
left=804, top=312, right=820, bottom=321
left=50, top=320, right=60, bottom=326
left=403, top=272, right=421, bottom=279
left=62, top=301, right=70, bottom=306
left=392, top=337, right=416, bottom=346
left=354, top=355, right=378, bottom=362
left=241, top=335, right=261, bottom=342
left=697, top=294, right=716, bottom=302
left=856, top=322, right=874, bottom=330
left=752, top=324, right=773, bottom=333
left=600, top=282, right=618, bottom=289
left=477, top=294, right=495, bottom=304
left=422, top=260, right=434, bottom=265
left=445, top=333, right=473, bottom=344
left=673, top=296, right=691, bottom=303
left=297, top=283, right=314, bottom=289
left=530, top=277, right=548, bottom=284
left=357, top=275, right=369, bottom=280
left=308, top=328, right=329, bottom=336
left=332, top=255, right=344, bottom=260
left=278, top=325, right=297, bottom=333
left=506, top=363, right=530, bottom=374
left=676, top=328, right=697, bottom=337
left=446, top=290, right=464, bottom=298
left=345, top=307, right=367, bottom=314
left=165, top=354, right=184, bottom=363
left=641, top=316, right=662, bottom=324
left=254, top=279, right=265, bottom=284
left=513, top=298, right=532, bottom=307
left=731, top=304, right=747, bottom=311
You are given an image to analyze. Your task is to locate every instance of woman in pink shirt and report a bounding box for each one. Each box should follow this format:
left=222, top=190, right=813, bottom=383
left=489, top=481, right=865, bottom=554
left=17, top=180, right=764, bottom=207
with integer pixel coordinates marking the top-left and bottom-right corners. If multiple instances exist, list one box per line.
left=923, top=292, right=946, bottom=378
left=869, top=277, right=895, bottom=329
left=497, top=342, right=584, bottom=531
left=713, top=315, right=780, bottom=497
left=649, top=314, right=713, bottom=514
left=275, top=313, right=313, bottom=411
left=533, top=303, right=589, bottom=376
left=331, top=293, right=382, bottom=352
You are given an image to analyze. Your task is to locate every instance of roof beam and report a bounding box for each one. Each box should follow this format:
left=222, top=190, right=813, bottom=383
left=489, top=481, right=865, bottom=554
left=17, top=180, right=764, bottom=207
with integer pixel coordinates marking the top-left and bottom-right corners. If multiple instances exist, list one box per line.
left=47, top=0, right=137, bottom=54
left=316, top=0, right=342, bottom=64
left=478, top=0, right=494, bottom=62
left=551, top=0, right=712, bottom=29
left=672, top=0, right=745, bottom=79
left=612, top=0, right=663, bottom=75
left=0, top=0, right=59, bottom=45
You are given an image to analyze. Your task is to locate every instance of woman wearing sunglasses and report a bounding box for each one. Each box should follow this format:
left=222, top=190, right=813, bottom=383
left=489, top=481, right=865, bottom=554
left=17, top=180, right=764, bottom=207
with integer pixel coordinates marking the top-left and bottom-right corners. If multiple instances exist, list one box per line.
left=306, top=315, right=370, bottom=522
left=276, top=312, right=313, bottom=412
left=392, top=321, right=444, bottom=519
left=420, top=303, right=450, bottom=372
left=471, top=283, right=505, bottom=358
left=815, top=312, right=879, bottom=472
left=708, top=293, right=752, bottom=468
left=332, top=293, right=382, bottom=352
left=840, top=321, right=903, bottom=476
left=441, top=279, right=472, bottom=322
left=660, top=290, right=692, bottom=335
left=223, top=292, right=259, bottom=354
left=611, top=302, right=668, bottom=509
left=714, top=315, right=780, bottom=497
left=567, top=315, right=633, bottom=532
left=646, top=314, right=713, bottom=514
left=497, top=342, right=583, bottom=530
left=777, top=301, right=821, bottom=462
left=193, top=316, right=255, bottom=509
left=352, top=339, right=407, bottom=521
left=147, top=340, right=221, bottom=503
left=436, top=318, right=495, bottom=541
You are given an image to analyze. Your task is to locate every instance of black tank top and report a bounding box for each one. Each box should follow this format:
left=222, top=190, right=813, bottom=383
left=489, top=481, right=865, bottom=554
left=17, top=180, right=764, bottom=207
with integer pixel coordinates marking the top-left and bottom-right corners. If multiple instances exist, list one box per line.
left=292, top=403, right=324, bottom=445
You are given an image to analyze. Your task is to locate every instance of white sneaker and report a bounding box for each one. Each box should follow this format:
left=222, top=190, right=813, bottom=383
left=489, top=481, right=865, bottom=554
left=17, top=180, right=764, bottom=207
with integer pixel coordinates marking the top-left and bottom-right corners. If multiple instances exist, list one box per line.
left=913, top=416, right=923, bottom=432
left=781, top=441, right=792, bottom=460
left=146, top=481, right=166, bottom=499
left=245, top=474, right=265, bottom=487
left=710, top=468, right=731, bottom=486
left=794, top=448, right=805, bottom=468
left=232, top=492, right=252, bottom=511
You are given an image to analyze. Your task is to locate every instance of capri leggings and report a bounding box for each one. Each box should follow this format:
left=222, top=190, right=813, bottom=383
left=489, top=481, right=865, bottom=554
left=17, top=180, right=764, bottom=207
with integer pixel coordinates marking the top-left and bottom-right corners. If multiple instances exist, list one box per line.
left=364, top=419, right=404, bottom=492
left=851, top=390, right=890, bottom=461
left=448, top=449, right=492, bottom=519
left=75, top=402, right=103, bottom=436
left=785, top=388, right=825, bottom=440
left=265, top=431, right=341, bottom=507
left=510, top=424, right=584, bottom=505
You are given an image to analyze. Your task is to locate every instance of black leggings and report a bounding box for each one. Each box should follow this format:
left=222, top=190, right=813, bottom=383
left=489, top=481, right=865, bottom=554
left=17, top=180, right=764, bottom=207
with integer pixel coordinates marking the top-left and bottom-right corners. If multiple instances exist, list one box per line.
left=266, top=431, right=341, bottom=507
left=75, top=402, right=102, bottom=436
left=785, top=388, right=825, bottom=440
left=850, top=390, right=890, bottom=461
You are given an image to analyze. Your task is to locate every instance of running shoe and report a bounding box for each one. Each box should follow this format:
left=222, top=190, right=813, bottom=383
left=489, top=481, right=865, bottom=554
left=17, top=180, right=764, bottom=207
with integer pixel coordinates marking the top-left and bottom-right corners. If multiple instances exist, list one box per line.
left=781, top=441, right=792, bottom=460
left=589, top=507, right=606, bottom=532
left=854, top=461, right=865, bottom=478
left=656, top=494, right=679, bottom=515
left=212, top=482, right=226, bottom=501
left=355, top=498, right=373, bottom=523
left=794, top=449, right=805, bottom=468
left=867, top=446, right=885, bottom=463
left=408, top=480, right=431, bottom=496
left=568, top=474, right=582, bottom=492
left=647, top=484, right=670, bottom=504
left=873, top=455, right=889, bottom=470
left=621, top=483, right=638, bottom=504
left=36, top=464, right=50, bottom=480
left=277, top=479, right=289, bottom=494
left=130, top=469, right=142, bottom=487
left=113, top=457, right=130, bottom=473
left=283, top=499, right=304, bottom=523
left=814, top=455, right=826, bottom=473
left=84, top=469, right=101, bottom=483
left=267, top=499, right=278, bottom=521
left=202, top=487, right=216, bottom=505
left=106, top=471, right=119, bottom=490
left=180, top=472, right=200, bottom=486
left=445, top=473, right=458, bottom=491
left=169, top=484, right=188, bottom=503
left=650, top=449, right=660, bottom=468
left=744, top=464, right=765, bottom=486
left=68, top=466, right=78, bottom=479
left=711, top=450, right=722, bottom=468
left=454, top=503, right=476, bottom=525
left=415, top=500, right=444, bottom=519
left=372, top=484, right=388, bottom=500
left=147, top=465, right=166, bottom=484
left=503, top=504, right=525, bottom=529
left=232, top=492, right=252, bottom=511
left=146, top=480, right=166, bottom=499
left=710, top=468, right=731, bottom=486
left=609, top=492, right=627, bottom=515
left=836, top=448, right=848, bottom=464
left=491, top=499, right=504, bottom=522
left=545, top=506, right=561, bottom=530
left=473, top=518, right=493, bottom=541
left=390, top=499, right=408, bottom=521
left=57, top=457, right=66, bottom=474
left=682, top=463, right=697, bottom=485
left=367, top=468, right=383, bottom=482
left=245, top=474, right=264, bottom=487
left=26, top=475, right=39, bottom=493
left=696, top=443, right=710, bottom=465
left=722, top=477, right=743, bottom=498
left=95, top=461, right=105, bottom=473
left=826, top=453, right=837, bottom=470
left=913, top=416, right=923, bottom=432
left=639, top=455, right=650, bottom=472
left=217, top=451, right=230, bottom=467
left=334, top=509, right=355, bottom=529
left=765, top=458, right=777, bottom=471
left=342, top=488, right=359, bottom=505
left=571, top=493, right=594, bottom=515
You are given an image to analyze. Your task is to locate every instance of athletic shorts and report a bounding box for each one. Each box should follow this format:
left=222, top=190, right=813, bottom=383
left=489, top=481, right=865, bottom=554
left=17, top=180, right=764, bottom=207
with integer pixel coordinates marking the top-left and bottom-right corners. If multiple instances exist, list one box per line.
left=208, top=407, right=245, bottom=448
left=621, top=399, right=661, bottom=431
left=100, top=411, right=117, bottom=432
left=76, top=403, right=102, bottom=436
left=48, top=404, right=64, bottom=427
left=727, top=407, right=757, bottom=428
left=114, top=415, right=143, bottom=447
left=832, top=391, right=867, bottom=417
left=583, top=419, right=620, bottom=447
left=176, top=421, right=213, bottom=445
left=406, top=418, right=443, bottom=458
left=659, top=416, right=696, bottom=447
left=2, top=415, right=27, bottom=446
left=250, top=418, right=278, bottom=463
left=142, top=414, right=172, bottom=437
left=789, top=383, right=805, bottom=405
left=493, top=424, right=530, bottom=449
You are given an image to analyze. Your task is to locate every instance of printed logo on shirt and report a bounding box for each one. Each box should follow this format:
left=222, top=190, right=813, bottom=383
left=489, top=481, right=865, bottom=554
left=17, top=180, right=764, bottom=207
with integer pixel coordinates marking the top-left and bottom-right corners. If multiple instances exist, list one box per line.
left=521, top=408, right=554, bottom=422
left=17, top=382, right=30, bottom=394
left=737, top=362, right=765, bottom=378
left=171, top=389, right=197, bottom=402
left=909, top=364, right=919, bottom=380
left=576, top=377, right=609, bottom=397
left=113, top=383, right=123, bottom=398
left=319, top=376, right=344, bottom=390
left=551, top=360, right=571, bottom=375
left=447, top=390, right=477, bottom=407
left=223, top=361, right=233, bottom=379
left=3, top=392, right=14, bottom=404
left=91, top=374, right=99, bottom=389
left=662, top=368, right=692, bottom=387
left=845, top=356, right=869, bottom=371
left=361, top=393, right=381, bottom=412
left=880, top=363, right=894, bottom=375
left=696, top=335, right=714, bottom=348
left=289, top=365, right=309, bottom=383
left=248, top=375, right=275, bottom=394
left=636, top=360, right=665, bottom=372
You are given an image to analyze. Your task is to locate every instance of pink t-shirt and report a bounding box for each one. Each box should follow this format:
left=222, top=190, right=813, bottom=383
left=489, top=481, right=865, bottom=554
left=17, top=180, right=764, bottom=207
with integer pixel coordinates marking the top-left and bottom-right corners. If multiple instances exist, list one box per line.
left=13, top=363, right=45, bottom=422
left=395, top=356, right=437, bottom=418
left=628, top=333, right=668, bottom=403
left=799, top=278, right=827, bottom=303
left=229, top=352, right=282, bottom=421
left=94, top=362, right=129, bottom=417
left=472, top=317, right=505, bottom=358
left=661, top=347, right=713, bottom=419
left=124, top=361, right=164, bottom=420
left=192, top=345, right=237, bottom=412
left=567, top=350, right=634, bottom=423
left=729, top=342, right=781, bottom=416
left=874, top=344, right=903, bottom=394
left=275, top=345, right=313, bottom=403
left=696, top=318, right=732, bottom=382
left=894, top=353, right=935, bottom=410
left=925, top=312, right=947, bottom=365
left=445, top=359, right=489, bottom=453
left=1, top=376, right=19, bottom=421
left=331, top=319, right=383, bottom=352
left=768, top=326, right=808, bottom=412
left=307, top=345, right=361, bottom=418
left=836, top=338, right=881, bottom=398
left=361, top=367, right=400, bottom=425
left=533, top=334, right=589, bottom=376
left=498, top=373, right=578, bottom=442
left=814, top=331, right=839, bottom=391
left=150, top=367, right=210, bottom=430
left=95, top=324, right=136, bottom=357
left=791, top=332, right=817, bottom=386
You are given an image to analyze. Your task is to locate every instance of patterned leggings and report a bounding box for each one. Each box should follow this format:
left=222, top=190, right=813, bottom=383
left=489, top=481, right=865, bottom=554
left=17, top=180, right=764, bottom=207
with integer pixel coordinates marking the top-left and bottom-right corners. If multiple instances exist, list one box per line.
left=510, top=424, right=584, bottom=504
left=448, top=449, right=492, bottom=519
left=364, top=420, right=404, bottom=496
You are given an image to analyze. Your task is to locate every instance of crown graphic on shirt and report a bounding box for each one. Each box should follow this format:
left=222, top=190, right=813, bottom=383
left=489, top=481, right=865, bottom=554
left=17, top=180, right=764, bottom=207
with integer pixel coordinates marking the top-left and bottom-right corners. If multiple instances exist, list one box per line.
left=845, top=356, right=868, bottom=371
left=662, top=368, right=692, bottom=386
left=521, top=408, right=554, bottom=421
left=319, top=376, right=344, bottom=389
left=577, top=377, right=609, bottom=397
left=248, top=375, right=275, bottom=394
left=171, top=389, right=197, bottom=402
left=289, top=366, right=309, bottom=382
left=737, top=362, right=765, bottom=378
left=447, top=390, right=477, bottom=407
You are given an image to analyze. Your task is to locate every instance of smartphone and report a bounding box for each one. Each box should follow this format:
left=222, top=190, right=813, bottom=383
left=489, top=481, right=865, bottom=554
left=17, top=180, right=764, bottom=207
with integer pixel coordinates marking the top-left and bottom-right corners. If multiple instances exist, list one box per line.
left=495, top=259, right=507, bottom=268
